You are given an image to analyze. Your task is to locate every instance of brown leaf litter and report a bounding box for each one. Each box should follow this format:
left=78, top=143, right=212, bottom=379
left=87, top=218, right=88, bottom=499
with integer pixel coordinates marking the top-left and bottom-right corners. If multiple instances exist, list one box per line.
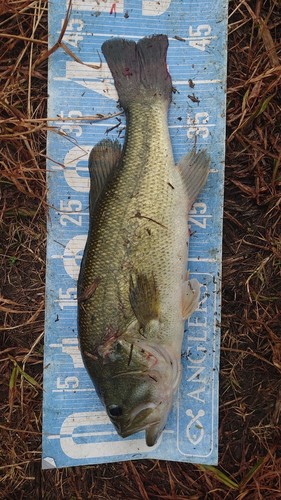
left=0, top=0, right=280, bottom=498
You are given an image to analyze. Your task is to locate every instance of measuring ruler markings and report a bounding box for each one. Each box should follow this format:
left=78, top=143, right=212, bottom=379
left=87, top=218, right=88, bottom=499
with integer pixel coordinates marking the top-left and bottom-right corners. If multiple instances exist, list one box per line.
left=43, top=0, right=227, bottom=468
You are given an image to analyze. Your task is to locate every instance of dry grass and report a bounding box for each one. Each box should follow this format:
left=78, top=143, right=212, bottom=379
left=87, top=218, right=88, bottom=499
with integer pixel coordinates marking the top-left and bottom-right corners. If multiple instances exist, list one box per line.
left=0, top=0, right=280, bottom=498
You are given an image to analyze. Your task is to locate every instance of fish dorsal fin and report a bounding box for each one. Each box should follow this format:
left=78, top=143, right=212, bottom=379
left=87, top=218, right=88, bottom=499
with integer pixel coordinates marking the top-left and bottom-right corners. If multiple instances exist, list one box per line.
left=88, top=139, right=122, bottom=211
left=178, top=150, right=210, bottom=207
left=182, top=278, right=201, bottom=319
left=129, top=274, right=160, bottom=328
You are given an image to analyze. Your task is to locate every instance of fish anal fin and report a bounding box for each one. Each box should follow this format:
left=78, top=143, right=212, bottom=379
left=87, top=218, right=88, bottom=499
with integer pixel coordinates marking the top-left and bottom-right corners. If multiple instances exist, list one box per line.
left=178, top=150, right=210, bottom=207
left=129, top=274, right=160, bottom=327
left=88, top=139, right=122, bottom=212
left=182, top=278, right=201, bottom=319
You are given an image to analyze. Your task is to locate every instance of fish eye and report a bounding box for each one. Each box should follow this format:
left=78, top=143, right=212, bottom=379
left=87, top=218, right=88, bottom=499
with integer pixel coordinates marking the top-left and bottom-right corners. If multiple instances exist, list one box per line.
left=108, top=405, right=123, bottom=417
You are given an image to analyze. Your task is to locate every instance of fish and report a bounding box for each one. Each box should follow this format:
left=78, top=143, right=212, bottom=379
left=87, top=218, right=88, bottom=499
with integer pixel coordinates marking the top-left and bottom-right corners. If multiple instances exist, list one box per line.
left=77, top=34, right=210, bottom=446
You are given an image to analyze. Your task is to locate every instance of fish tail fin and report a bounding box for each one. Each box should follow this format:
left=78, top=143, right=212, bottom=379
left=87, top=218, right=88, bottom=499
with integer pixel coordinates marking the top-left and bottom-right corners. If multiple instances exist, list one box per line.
left=101, top=35, right=172, bottom=110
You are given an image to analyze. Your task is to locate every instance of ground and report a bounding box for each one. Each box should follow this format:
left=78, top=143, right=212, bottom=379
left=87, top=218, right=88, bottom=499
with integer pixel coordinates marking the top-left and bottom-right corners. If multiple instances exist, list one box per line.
left=0, top=0, right=280, bottom=498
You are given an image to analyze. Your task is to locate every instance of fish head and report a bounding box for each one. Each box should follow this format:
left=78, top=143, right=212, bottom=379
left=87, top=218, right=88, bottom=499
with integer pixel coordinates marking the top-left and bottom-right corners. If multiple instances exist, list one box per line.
left=97, top=337, right=181, bottom=446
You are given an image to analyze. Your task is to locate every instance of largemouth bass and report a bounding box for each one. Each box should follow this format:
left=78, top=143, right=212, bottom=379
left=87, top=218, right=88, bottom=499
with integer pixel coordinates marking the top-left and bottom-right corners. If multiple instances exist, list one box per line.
left=78, top=35, right=210, bottom=446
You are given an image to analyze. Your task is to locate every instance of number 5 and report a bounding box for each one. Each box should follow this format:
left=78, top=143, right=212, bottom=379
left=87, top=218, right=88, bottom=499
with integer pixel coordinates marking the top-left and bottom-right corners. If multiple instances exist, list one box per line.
left=189, top=25, right=212, bottom=37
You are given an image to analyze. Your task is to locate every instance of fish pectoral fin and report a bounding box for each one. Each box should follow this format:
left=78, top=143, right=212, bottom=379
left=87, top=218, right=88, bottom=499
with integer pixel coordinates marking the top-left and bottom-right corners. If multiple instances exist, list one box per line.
left=129, top=274, right=160, bottom=327
left=182, top=278, right=201, bottom=319
left=88, top=139, right=122, bottom=212
left=177, top=150, right=210, bottom=206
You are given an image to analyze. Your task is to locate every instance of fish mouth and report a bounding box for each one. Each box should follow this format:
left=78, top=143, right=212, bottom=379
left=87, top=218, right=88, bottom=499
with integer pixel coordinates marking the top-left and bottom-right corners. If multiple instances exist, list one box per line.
left=145, top=423, right=163, bottom=447
left=116, top=419, right=161, bottom=443
left=111, top=400, right=162, bottom=442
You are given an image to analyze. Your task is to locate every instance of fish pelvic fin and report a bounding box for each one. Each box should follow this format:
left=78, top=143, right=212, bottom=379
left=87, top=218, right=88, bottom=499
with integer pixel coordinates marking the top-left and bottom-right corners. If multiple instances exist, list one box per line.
left=101, top=35, right=172, bottom=110
left=178, top=149, right=210, bottom=207
left=88, top=139, right=122, bottom=212
left=182, top=278, right=201, bottom=320
left=129, top=274, right=160, bottom=328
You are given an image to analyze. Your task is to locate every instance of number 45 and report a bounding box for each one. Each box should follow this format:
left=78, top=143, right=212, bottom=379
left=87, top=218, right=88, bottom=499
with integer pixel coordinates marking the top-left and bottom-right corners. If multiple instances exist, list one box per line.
left=189, top=24, right=212, bottom=52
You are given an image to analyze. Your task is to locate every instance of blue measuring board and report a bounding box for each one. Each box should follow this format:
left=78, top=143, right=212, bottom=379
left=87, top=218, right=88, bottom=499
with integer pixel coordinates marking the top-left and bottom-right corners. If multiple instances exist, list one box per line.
left=43, top=0, right=228, bottom=469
